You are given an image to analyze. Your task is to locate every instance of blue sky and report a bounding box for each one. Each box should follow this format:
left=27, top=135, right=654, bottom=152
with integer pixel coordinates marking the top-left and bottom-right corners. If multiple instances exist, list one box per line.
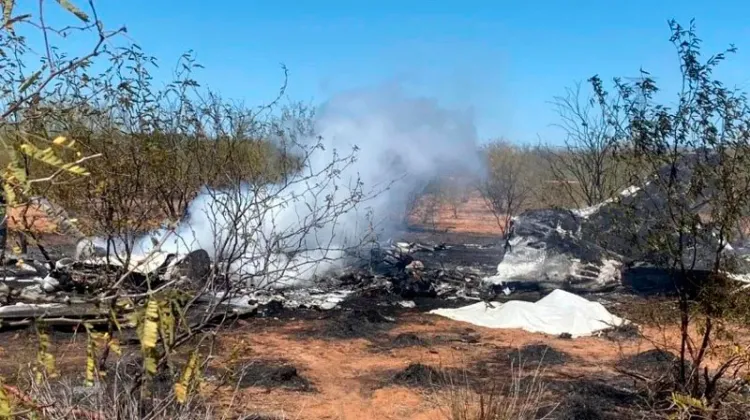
left=37, top=1, right=750, bottom=144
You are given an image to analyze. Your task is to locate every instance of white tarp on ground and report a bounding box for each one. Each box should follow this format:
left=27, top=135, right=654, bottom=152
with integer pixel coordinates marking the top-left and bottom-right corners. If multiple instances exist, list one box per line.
left=429, top=289, right=627, bottom=338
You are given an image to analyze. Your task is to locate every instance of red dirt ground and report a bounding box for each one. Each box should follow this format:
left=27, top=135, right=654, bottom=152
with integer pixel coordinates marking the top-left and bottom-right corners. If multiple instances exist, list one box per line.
left=408, top=192, right=505, bottom=236
left=7, top=192, right=504, bottom=238
left=7, top=204, right=59, bottom=234
left=1, top=306, right=741, bottom=420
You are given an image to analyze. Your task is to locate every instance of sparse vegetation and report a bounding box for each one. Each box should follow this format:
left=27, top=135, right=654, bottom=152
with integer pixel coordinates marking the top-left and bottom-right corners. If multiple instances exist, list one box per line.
left=0, top=1, right=748, bottom=419
left=0, top=1, right=368, bottom=418
left=544, top=81, right=630, bottom=209
left=437, top=360, right=554, bottom=420
left=583, top=19, right=750, bottom=419
left=477, top=141, right=535, bottom=236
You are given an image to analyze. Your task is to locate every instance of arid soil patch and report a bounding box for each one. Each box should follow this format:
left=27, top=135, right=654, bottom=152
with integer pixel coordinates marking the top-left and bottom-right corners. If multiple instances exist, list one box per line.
left=408, top=191, right=505, bottom=235
left=1, top=299, right=748, bottom=419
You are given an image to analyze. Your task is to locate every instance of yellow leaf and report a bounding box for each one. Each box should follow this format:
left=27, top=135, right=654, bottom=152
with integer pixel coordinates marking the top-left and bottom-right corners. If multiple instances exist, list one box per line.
left=85, top=352, right=95, bottom=386
left=0, top=377, right=11, bottom=418
left=35, top=328, right=58, bottom=379
left=671, top=392, right=706, bottom=409
left=109, top=338, right=122, bottom=356
left=144, top=351, right=157, bottom=375
left=2, top=0, right=12, bottom=28
left=19, top=70, right=41, bottom=93
left=175, top=351, right=199, bottom=404
left=2, top=184, right=16, bottom=208
left=174, top=383, right=187, bottom=404
left=141, top=300, right=159, bottom=350
left=55, top=0, right=89, bottom=22
left=18, top=142, right=92, bottom=176
left=52, top=136, right=67, bottom=145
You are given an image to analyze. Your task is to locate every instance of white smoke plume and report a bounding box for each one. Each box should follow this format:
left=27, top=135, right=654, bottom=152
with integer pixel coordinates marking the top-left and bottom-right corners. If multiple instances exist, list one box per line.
left=95, top=84, right=480, bottom=288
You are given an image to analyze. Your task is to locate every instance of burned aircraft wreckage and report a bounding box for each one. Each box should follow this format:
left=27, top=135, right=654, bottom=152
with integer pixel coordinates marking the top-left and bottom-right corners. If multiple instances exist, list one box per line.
left=2, top=158, right=750, bottom=327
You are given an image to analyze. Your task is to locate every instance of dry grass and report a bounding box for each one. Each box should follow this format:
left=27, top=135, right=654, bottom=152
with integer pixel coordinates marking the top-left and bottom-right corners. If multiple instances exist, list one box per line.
left=435, top=360, right=556, bottom=420
left=3, top=363, right=297, bottom=420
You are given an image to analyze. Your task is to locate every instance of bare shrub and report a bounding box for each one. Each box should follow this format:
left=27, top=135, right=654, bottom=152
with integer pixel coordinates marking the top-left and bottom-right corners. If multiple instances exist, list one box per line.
left=478, top=140, right=534, bottom=236
left=0, top=0, right=384, bottom=416
left=438, top=176, right=473, bottom=219
left=589, top=19, right=750, bottom=418
left=0, top=0, right=124, bottom=261
left=543, top=81, right=629, bottom=208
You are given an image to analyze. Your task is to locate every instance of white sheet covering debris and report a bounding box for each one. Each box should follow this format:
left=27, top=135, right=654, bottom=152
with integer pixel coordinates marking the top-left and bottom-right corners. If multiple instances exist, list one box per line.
left=429, top=289, right=627, bottom=338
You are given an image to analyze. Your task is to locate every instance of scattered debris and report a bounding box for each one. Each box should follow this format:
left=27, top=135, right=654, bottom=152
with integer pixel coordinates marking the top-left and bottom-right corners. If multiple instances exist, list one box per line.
left=397, top=300, right=416, bottom=308
left=490, top=176, right=750, bottom=295
left=0, top=236, right=497, bottom=330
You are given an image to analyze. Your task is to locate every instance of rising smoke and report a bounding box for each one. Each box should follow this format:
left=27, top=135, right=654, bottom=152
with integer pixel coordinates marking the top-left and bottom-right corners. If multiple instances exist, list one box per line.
left=100, top=84, right=480, bottom=288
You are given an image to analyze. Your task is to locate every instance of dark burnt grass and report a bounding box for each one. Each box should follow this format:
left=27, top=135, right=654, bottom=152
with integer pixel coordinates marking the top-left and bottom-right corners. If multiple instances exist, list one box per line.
left=391, top=363, right=443, bottom=387
left=214, top=359, right=315, bottom=392
left=616, top=349, right=684, bottom=381
left=512, top=343, right=570, bottom=365
left=243, top=415, right=285, bottom=420
left=295, top=305, right=398, bottom=340
left=600, top=322, right=642, bottom=342
left=472, top=344, right=571, bottom=377
left=549, top=376, right=647, bottom=420
left=380, top=363, right=467, bottom=390
left=390, top=332, right=430, bottom=347
left=371, top=328, right=481, bottom=351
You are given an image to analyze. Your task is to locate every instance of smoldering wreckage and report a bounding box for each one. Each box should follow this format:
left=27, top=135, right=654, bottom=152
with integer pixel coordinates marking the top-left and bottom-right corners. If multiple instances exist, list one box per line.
left=2, top=169, right=750, bottom=339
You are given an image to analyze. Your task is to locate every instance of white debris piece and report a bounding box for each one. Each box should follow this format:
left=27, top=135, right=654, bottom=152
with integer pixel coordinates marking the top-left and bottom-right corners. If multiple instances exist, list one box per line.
left=429, top=289, right=627, bottom=338
left=81, top=252, right=175, bottom=275
left=0, top=302, right=65, bottom=314
left=723, top=272, right=750, bottom=291
left=483, top=236, right=622, bottom=290
left=571, top=201, right=609, bottom=219
left=571, top=184, right=643, bottom=219
left=38, top=275, right=60, bottom=292
left=483, top=238, right=577, bottom=286
left=619, top=185, right=641, bottom=197
left=397, top=300, right=416, bottom=308
left=213, top=288, right=353, bottom=311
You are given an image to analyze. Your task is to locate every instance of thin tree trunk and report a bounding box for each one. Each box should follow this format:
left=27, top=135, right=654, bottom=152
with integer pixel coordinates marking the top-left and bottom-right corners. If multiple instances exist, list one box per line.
left=0, top=192, right=7, bottom=264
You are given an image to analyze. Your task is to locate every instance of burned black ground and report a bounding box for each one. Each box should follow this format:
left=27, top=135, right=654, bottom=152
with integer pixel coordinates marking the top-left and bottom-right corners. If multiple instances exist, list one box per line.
left=371, top=327, right=481, bottom=351
left=294, top=304, right=400, bottom=341
left=616, top=348, right=683, bottom=380
left=215, top=359, right=315, bottom=392
left=550, top=376, right=648, bottom=420
left=376, top=362, right=472, bottom=390
left=472, top=343, right=573, bottom=376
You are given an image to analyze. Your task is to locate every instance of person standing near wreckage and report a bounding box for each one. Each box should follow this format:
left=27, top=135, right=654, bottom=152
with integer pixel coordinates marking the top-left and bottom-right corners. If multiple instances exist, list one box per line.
left=503, top=218, right=514, bottom=253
